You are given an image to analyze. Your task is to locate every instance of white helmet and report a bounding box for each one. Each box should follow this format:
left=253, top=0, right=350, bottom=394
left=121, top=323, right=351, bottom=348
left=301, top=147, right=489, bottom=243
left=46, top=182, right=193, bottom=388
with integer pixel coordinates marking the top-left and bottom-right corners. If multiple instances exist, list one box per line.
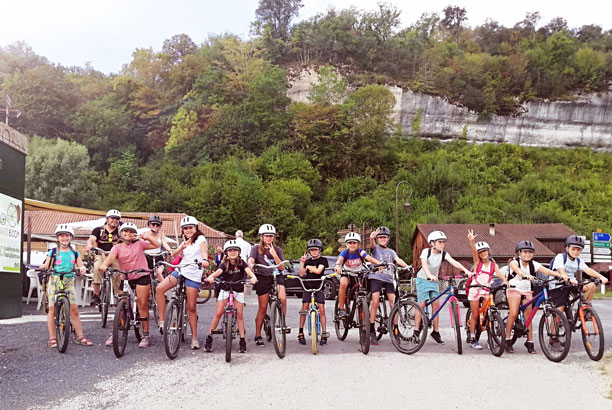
left=258, top=224, right=276, bottom=235
left=475, top=241, right=490, bottom=252
left=106, top=209, right=121, bottom=219
left=427, top=231, right=447, bottom=243
left=180, top=216, right=199, bottom=228
left=223, top=240, right=241, bottom=253
left=345, top=232, right=361, bottom=243
left=55, top=224, right=74, bottom=237
left=119, top=222, right=138, bottom=233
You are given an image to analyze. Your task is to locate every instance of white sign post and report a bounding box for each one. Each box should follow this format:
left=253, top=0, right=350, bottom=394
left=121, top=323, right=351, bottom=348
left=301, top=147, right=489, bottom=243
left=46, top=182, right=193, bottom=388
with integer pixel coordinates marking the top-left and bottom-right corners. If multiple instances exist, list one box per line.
left=0, top=192, right=22, bottom=272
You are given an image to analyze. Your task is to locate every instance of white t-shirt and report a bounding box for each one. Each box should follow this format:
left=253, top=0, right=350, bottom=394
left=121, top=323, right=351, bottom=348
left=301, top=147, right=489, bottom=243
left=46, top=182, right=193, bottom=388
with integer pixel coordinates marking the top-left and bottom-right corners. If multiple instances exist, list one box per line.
left=179, top=235, right=207, bottom=282
left=417, top=248, right=454, bottom=280
left=235, top=237, right=252, bottom=262
left=508, top=259, right=542, bottom=292
left=550, top=253, right=588, bottom=290
left=143, top=229, right=164, bottom=255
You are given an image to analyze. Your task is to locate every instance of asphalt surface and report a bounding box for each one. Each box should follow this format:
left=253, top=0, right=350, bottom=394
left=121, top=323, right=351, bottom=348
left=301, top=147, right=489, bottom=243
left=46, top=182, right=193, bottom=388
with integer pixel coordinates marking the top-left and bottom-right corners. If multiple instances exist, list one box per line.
left=1, top=291, right=611, bottom=410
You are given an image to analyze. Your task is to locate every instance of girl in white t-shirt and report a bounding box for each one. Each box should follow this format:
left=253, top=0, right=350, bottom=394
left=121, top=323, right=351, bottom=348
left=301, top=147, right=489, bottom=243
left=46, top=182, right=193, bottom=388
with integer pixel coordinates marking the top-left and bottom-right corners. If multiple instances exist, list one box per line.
left=505, top=240, right=559, bottom=354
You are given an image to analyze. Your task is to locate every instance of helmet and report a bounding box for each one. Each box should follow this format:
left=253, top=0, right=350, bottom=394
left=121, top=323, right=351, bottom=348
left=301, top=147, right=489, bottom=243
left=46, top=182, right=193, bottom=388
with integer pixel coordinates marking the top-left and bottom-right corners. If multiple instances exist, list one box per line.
left=148, top=215, right=162, bottom=225
left=565, top=235, right=585, bottom=249
left=180, top=216, right=199, bottom=228
left=106, top=209, right=121, bottom=219
left=515, top=240, right=535, bottom=252
left=258, top=224, right=276, bottom=235
left=345, top=232, right=361, bottom=243
left=427, top=231, right=447, bottom=243
left=377, top=226, right=391, bottom=237
left=475, top=241, right=490, bottom=252
left=55, top=224, right=74, bottom=237
left=307, top=238, right=323, bottom=250
left=223, top=240, right=241, bottom=253
left=119, top=222, right=138, bottom=234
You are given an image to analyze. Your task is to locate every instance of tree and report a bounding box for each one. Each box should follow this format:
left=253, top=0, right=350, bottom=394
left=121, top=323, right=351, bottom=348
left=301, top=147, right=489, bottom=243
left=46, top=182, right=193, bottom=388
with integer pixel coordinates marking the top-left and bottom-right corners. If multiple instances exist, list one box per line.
left=253, top=0, right=303, bottom=41
left=308, top=64, right=348, bottom=106
left=441, top=5, right=467, bottom=45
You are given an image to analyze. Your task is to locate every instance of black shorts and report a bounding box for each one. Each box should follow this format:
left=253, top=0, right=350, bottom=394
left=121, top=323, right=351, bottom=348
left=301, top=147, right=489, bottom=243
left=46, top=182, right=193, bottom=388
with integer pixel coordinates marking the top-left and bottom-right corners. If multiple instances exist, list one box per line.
left=253, top=274, right=285, bottom=296
left=145, top=254, right=165, bottom=271
left=548, top=287, right=570, bottom=308
left=369, top=279, right=395, bottom=295
left=128, top=275, right=151, bottom=288
left=302, top=290, right=325, bottom=304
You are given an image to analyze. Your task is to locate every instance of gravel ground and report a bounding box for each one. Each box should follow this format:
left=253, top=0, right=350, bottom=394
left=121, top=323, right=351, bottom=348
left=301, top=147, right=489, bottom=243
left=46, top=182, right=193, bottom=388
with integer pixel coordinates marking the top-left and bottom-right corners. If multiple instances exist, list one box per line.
left=2, top=294, right=611, bottom=410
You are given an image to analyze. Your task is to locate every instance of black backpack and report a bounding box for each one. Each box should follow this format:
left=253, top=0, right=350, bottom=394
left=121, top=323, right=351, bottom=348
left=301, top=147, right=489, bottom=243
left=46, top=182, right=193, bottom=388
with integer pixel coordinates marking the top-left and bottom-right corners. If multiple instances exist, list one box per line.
left=507, top=258, right=534, bottom=280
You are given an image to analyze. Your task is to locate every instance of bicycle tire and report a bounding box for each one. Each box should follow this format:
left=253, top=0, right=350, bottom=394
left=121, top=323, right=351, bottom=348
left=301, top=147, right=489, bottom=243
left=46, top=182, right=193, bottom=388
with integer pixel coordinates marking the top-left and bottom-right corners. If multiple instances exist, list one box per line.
left=581, top=306, right=604, bottom=361
left=375, top=302, right=385, bottom=341
left=270, top=301, right=286, bottom=359
left=163, top=299, right=182, bottom=360
left=357, top=296, right=370, bottom=355
left=101, top=279, right=110, bottom=328
left=310, top=311, right=318, bottom=354
left=198, top=280, right=212, bottom=304
left=225, top=311, right=233, bottom=363
left=487, top=310, right=505, bottom=357
left=538, top=306, right=571, bottom=363
left=264, top=308, right=272, bottom=342
left=56, top=297, right=71, bottom=353
left=451, top=300, right=462, bottom=355
left=181, top=297, right=188, bottom=343
left=389, top=299, right=427, bottom=355
left=334, top=298, right=350, bottom=341
left=113, top=299, right=129, bottom=358
left=496, top=301, right=518, bottom=346
left=150, top=281, right=159, bottom=326
left=565, top=289, right=581, bottom=331
left=133, top=305, right=143, bottom=342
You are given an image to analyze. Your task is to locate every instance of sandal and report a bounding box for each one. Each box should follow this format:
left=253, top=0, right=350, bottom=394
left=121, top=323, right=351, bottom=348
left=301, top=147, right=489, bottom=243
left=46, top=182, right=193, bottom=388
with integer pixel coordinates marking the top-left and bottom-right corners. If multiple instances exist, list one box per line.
left=298, top=333, right=306, bottom=345
left=75, top=336, right=93, bottom=346
left=48, top=338, right=57, bottom=348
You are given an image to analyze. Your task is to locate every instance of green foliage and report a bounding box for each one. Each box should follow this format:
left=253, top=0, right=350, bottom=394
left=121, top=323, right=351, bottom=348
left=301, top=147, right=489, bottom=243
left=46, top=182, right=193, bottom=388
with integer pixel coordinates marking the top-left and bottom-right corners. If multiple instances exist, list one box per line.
left=308, top=64, right=348, bottom=105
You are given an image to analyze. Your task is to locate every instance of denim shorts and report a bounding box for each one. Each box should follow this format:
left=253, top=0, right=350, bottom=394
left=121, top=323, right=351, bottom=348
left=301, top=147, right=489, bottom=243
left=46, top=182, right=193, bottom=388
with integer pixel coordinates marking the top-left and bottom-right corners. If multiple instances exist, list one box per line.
left=416, top=277, right=440, bottom=302
left=171, top=270, right=200, bottom=290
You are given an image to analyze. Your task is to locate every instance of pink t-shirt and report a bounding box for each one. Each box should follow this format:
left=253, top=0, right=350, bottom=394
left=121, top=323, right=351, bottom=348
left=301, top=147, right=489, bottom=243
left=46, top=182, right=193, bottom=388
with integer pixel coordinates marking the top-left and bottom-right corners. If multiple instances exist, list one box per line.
left=110, top=240, right=150, bottom=280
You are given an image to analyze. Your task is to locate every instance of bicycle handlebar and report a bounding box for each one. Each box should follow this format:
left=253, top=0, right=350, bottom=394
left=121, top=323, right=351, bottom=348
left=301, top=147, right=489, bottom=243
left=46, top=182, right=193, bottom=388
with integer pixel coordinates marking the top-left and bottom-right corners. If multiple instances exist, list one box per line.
left=90, top=247, right=110, bottom=255
left=155, top=260, right=202, bottom=270
left=30, top=267, right=83, bottom=277
left=108, top=268, right=152, bottom=275
left=286, top=273, right=338, bottom=292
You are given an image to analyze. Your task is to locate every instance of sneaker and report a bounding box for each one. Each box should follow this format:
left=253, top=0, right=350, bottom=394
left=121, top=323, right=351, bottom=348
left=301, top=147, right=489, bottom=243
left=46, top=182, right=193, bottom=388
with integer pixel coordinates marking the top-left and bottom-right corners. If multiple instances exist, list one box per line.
left=337, top=309, right=348, bottom=319
left=466, top=336, right=474, bottom=345
left=320, top=336, right=327, bottom=346
left=239, top=339, right=247, bottom=353
left=105, top=332, right=113, bottom=346
left=548, top=338, right=561, bottom=352
left=370, top=333, right=379, bottom=346
left=297, top=333, right=306, bottom=345
left=471, top=341, right=483, bottom=350
left=205, top=335, right=213, bottom=352
left=191, top=338, right=200, bottom=350
left=525, top=341, right=537, bottom=354
left=90, top=294, right=101, bottom=306
left=504, top=340, right=514, bottom=354
left=430, top=331, right=445, bottom=344
left=138, top=336, right=150, bottom=348
left=158, top=321, right=164, bottom=335
left=254, top=336, right=265, bottom=347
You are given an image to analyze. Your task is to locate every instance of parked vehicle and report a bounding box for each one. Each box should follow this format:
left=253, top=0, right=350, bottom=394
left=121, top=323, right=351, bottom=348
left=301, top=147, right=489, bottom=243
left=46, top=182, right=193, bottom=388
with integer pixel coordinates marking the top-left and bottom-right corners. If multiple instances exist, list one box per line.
left=285, top=256, right=339, bottom=300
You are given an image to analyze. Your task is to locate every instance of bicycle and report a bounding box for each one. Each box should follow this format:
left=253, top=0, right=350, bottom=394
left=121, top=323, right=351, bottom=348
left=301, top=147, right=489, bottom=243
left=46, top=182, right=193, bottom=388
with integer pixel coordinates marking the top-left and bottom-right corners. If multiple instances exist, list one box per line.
left=197, top=270, right=213, bottom=304
left=497, top=278, right=572, bottom=362
left=145, top=250, right=171, bottom=327
left=418, top=275, right=465, bottom=355
left=369, top=264, right=428, bottom=355
left=90, top=247, right=113, bottom=328
left=211, top=278, right=251, bottom=362
left=563, top=279, right=605, bottom=361
left=111, top=268, right=152, bottom=358
left=157, top=260, right=201, bottom=359
left=334, top=264, right=376, bottom=354
left=287, top=272, right=338, bottom=354
left=463, top=283, right=507, bottom=357
left=253, top=260, right=293, bottom=359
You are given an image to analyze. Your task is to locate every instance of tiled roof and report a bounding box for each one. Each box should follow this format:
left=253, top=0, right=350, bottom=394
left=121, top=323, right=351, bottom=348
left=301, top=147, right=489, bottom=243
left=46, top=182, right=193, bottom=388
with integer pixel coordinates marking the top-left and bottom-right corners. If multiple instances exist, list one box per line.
left=413, top=224, right=577, bottom=258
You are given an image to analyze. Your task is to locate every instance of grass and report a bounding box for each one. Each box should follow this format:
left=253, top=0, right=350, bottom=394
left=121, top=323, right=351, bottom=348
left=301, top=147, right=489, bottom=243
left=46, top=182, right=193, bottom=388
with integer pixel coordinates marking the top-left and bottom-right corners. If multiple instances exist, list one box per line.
left=592, top=290, right=612, bottom=300
left=601, top=354, right=612, bottom=400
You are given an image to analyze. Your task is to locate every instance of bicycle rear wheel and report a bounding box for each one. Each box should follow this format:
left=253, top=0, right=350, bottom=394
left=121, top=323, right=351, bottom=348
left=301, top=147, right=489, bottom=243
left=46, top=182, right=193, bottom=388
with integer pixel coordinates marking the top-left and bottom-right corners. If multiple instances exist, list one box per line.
left=55, top=297, right=71, bottom=353
left=198, top=280, right=212, bottom=304
left=581, top=306, right=604, bottom=361
left=357, top=296, right=370, bottom=355
left=487, top=310, right=505, bottom=357
left=389, top=299, right=428, bottom=354
left=113, top=299, right=129, bottom=358
left=163, top=299, right=182, bottom=359
left=225, top=312, right=233, bottom=362
left=375, top=302, right=386, bottom=341
left=270, top=301, right=286, bottom=358
left=538, top=306, right=571, bottom=362
left=334, top=296, right=352, bottom=341
left=101, top=278, right=110, bottom=328
left=310, top=311, right=318, bottom=355
left=451, top=300, right=462, bottom=355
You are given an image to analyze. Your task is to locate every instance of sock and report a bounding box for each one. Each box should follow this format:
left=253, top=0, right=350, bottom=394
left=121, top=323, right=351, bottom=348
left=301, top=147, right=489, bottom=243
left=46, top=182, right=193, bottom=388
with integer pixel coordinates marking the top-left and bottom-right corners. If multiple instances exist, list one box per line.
left=370, top=323, right=375, bottom=333
left=299, top=328, right=303, bottom=334
left=470, top=333, right=475, bottom=339
left=240, top=337, right=245, bottom=342
left=143, top=332, right=149, bottom=337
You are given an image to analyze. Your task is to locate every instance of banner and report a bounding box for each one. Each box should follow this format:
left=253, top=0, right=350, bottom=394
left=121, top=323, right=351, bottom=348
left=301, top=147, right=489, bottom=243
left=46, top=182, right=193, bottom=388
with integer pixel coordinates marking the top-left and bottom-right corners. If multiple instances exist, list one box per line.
left=0, top=193, right=22, bottom=272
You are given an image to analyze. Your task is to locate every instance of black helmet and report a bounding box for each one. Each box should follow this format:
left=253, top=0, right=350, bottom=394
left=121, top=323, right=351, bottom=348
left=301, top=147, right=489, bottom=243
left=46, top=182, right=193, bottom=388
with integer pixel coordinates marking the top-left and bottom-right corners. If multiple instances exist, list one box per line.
left=307, top=238, right=323, bottom=250
left=515, top=240, right=535, bottom=252
left=377, top=226, right=391, bottom=237
left=148, top=215, right=162, bottom=225
left=565, top=235, right=585, bottom=249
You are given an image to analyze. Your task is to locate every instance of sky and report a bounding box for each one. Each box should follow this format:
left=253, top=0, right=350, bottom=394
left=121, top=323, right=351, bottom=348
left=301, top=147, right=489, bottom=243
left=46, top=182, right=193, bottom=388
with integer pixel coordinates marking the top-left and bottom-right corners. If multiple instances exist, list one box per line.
left=3, top=0, right=611, bottom=74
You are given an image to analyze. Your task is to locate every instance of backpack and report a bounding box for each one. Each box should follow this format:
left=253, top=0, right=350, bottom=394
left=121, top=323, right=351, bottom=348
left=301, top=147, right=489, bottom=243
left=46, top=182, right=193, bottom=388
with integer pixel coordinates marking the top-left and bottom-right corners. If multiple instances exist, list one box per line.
left=465, top=260, right=496, bottom=288
left=548, top=253, right=579, bottom=272
left=427, top=248, right=446, bottom=263
left=507, top=258, right=534, bottom=280
left=40, top=246, right=79, bottom=313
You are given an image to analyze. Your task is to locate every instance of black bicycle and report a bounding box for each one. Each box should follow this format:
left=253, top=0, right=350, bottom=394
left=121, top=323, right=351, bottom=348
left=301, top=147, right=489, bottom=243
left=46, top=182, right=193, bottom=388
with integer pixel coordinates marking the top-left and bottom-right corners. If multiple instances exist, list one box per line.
left=212, top=278, right=251, bottom=362
left=146, top=250, right=171, bottom=327
left=563, top=279, right=605, bottom=361
left=91, top=247, right=113, bottom=327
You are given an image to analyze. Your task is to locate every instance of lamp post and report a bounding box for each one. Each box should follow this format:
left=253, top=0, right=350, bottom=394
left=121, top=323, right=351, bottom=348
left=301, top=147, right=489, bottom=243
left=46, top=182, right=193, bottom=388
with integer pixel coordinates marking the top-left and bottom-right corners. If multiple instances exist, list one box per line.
left=395, top=181, right=413, bottom=251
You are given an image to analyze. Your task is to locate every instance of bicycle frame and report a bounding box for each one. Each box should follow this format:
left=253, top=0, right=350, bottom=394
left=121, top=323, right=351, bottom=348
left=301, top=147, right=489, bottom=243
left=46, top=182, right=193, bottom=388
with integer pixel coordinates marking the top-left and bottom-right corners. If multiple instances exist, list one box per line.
left=424, top=277, right=462, bottom=328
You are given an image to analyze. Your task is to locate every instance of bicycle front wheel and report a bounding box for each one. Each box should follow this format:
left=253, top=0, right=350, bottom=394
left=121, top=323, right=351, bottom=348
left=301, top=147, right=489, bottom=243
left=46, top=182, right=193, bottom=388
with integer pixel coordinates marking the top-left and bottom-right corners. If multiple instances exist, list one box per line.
left=487, top=310, right=505, bottom=357
left=163, top=299, right=182, bottom=359
left=101, top=279, right=110, bottom=328
left=334, top=298, right=350, bottom=341
left=310, top=311, right=318, bottom=355
left=198, top=280, right=212, bottom=304
left=270, top=301, right=286, bottom=358
left=538, top=306, right=571, bottom=363
left=113, top=299, right=129, bottom=358
left=263, top=303, right=272, bottom=342
left=226, top=312, right=233, bottom=362
left=375, top=302, right=386, bottom=341
left=581, top=306, right=604, bottom=361
left=389, top=299, right=427, bottom=355
left=357, top=296, right=370, bottom=355
left=451, top=300, right=462, bottom=355
left=55, top=297, right=71, bottom=353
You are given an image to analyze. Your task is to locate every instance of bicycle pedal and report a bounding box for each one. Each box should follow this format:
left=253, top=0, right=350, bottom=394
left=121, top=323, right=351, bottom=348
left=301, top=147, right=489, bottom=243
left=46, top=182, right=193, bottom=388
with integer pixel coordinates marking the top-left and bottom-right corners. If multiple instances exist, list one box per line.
left=284, top=327, right=292, bottom=334
left=299, top=310, right=309, bottom=315
left=211, top=329, right=223, bottom=335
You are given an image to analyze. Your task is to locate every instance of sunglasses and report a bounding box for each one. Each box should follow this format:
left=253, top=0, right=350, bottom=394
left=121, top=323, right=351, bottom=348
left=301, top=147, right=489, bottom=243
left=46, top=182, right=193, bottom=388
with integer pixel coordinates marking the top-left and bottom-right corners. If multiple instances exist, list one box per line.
left=150, top=223, right=161, bottom=227
left=108, top=216, right=120, bottom=220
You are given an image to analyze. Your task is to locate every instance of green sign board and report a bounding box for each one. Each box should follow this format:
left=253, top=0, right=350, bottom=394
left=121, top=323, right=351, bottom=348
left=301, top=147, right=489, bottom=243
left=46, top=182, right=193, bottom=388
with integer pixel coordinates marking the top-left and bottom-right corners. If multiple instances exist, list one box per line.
left=593, top=241, right=611, bottom=248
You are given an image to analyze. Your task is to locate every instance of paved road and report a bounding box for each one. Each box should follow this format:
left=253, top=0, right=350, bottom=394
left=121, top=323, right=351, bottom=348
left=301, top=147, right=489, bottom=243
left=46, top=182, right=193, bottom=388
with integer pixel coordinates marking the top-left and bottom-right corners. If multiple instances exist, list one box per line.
left=1, top=293, right=611, bottom=410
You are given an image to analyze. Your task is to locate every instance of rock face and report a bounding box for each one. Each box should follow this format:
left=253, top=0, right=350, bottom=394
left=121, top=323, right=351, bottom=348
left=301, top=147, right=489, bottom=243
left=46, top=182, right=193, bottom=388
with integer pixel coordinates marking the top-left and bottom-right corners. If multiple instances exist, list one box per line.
left=287, top=69, right=612, bottom=151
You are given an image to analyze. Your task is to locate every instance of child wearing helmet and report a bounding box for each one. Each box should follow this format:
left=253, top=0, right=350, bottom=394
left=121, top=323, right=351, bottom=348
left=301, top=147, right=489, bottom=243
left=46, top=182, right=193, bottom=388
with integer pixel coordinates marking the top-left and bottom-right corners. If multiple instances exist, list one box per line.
left=40, top=225, right=91, bottom=347
left=334, top=231, right=381, bottom=319
left=204, top=240, right=257, bottom=353
left=143, top=215, right=172, bottom=281
left=465, top=229, right=508, bottom=350
left=99, top=222, right=161, bottom=348
left=248, top=224, right=286, bottom=347
left=155, top=215, right=209, bottom=350
left=297, top=239, right=330, bottom=346
left=504, top=240, right=559, bottom=354
left=415, top=230, right=471, bottom=344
